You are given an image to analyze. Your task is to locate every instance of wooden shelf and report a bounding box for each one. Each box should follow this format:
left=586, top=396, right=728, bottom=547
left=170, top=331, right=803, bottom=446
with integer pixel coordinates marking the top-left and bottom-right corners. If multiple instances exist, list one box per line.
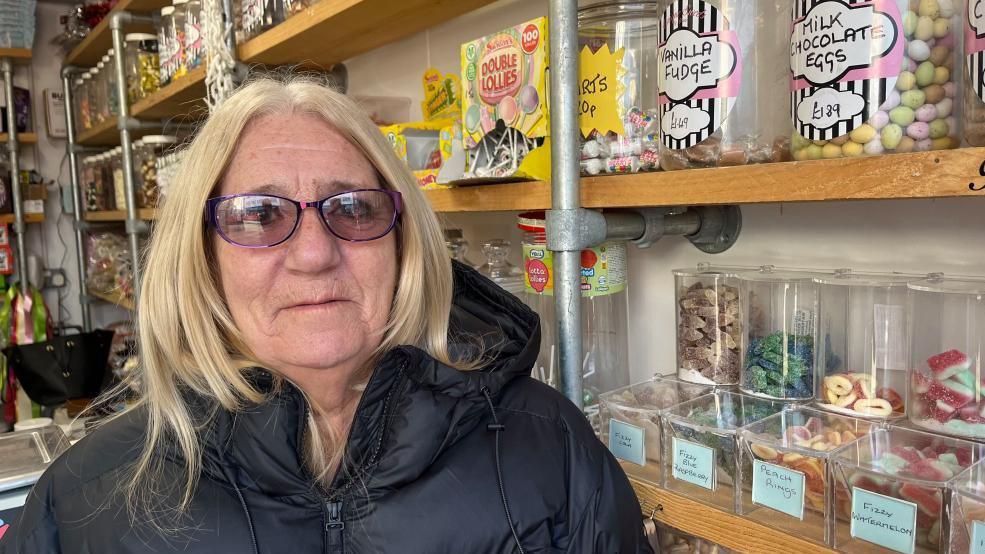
left=64, top=0, right=167, bottom=67
left=0, top=49, right=32, bottom=63
left=89, top=289, right=134, bottom=311
left=76, top=117, right=121, bottom=147
left=237, top=0, right=496, bottom=67
left=0, top=213, right=44, bottom=224
left=0, top=133, right=37, bottom=145
left=631, top=478, right=836, bottom=554
left=132, top=66, right=208, bottom=121
left=84, top=209, right=156, bottom=221
left=425, top=148, right=985, bottom=212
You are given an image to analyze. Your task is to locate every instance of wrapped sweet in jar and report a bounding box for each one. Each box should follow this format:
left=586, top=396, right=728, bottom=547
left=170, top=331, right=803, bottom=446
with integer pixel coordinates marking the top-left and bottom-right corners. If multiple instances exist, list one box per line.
left=79, top=72, right=93, bottom=130
left=657, top=0, right=793, bottom=170
left=791, top=0, right=961, bottom=159
left=908, top=276, right=985, bottom=440
left=739, top=267, right=820, bottom=400
left=103, top=52, right=119, bottom=117
left=157, top=6, right=177, bottom=87
left=577, top=1, right=661, bottom=175
left=134, top=135, right=176, bottom=208
left=673, top=266, right=741, bottom=385
left=124, top=33, right=159, bottom=104
left=172, top=0, right=189, bottom=80
left=814, top=271, right=914, bottom=419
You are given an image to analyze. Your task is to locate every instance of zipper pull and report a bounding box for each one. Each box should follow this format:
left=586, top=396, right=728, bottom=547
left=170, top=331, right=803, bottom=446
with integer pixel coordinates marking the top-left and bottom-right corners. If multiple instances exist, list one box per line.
left=325, top=500, right=344, bottom=552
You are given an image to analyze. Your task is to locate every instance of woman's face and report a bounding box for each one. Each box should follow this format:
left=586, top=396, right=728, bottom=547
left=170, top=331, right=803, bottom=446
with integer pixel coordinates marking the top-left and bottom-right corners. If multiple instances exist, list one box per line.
left=215, top=113, right=398, bottom=375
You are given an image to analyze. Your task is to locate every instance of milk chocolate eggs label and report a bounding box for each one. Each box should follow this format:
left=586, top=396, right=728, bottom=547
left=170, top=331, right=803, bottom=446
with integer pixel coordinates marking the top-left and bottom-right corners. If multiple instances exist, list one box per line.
left=657, top=0, right=743, bottom=150
left=967, top=0, right=985, bottom=102
left=790, top=0, right=904, bottom=140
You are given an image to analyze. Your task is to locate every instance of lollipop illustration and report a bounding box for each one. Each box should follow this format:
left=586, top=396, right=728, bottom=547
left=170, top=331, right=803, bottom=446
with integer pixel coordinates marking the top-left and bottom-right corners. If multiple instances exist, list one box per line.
left=498, top=96, right=519, bottom=126
left=465, top=104, right=480, bottom=132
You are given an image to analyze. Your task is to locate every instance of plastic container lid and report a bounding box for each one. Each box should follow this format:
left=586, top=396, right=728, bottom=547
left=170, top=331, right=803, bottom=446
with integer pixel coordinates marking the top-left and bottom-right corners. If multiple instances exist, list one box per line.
left=125, top=33, right=158, bottom=42
left=173, top=0, right=188, bottom=5
left=0, top=426, right=71, bottom=492
left=162, top=5, right=175, bottom=15
left=908, top=276, right=985, bottom=295
left=101, top=55, right=110, bottom=63
left=737, top=266, right=820, bottom=283
left=74, top=78, right=83, bottom=85
left=82, top=72, right=92, bottom=80
left=13, top=417, right=53, bottom=431
left=142, top=134, right=178, bottom=145
left=815, top=270, right=923, bottom=287
left=96, top=61, right=104, bottom=70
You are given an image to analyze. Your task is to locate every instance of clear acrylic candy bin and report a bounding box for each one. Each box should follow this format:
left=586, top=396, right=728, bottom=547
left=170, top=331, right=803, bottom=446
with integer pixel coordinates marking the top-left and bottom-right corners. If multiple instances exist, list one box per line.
left=739, top=267, right=820, bottom=400
left=815, top=271, right=915, bottom=420
left=739, top=407, right=874, bottom=546
left=832, top=427, right=985, bottom=553
left=674, top=267, right=742, bottom=386
left=908, top=277, right=985, bottom=440
left=599, top=376, right=712, bottom=487
left=949, top=458, right=985, bottom=554
left=662, top=390, right=785, bottom=512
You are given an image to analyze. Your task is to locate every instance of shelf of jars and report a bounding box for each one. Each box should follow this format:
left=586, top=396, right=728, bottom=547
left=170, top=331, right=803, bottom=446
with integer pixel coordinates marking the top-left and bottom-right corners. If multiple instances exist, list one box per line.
left=631, top=479, right=836, bottom=554
left=84, top=209, right=156, bottom=222
left=236, top=0, right=496, bottom=66
left=0, top=49, right=32, bottom=63
left=0, top=133, right=37, bottom=145
left=88, top=289, right=134, bottom=311
left=63, top=0, right=165, bottom=67
left=424, top=148, right=985, bottom=212
left=0, top=213, right=44, bottom=225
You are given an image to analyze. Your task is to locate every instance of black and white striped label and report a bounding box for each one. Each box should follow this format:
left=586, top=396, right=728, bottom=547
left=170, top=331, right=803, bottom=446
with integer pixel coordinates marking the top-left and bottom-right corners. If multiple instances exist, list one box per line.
left=790, top=0, right=903, bottom=140
left=967, top=1, right=985, bottom=102
left=657, top=0, right=742, bottom=150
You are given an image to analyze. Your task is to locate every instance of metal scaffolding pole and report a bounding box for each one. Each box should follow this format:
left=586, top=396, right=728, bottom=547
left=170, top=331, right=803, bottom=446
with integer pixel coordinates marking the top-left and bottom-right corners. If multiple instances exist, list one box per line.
left=2, top=59, right=28, bottom=296
left=60, top=67, right=93, bottom=332
left=547, top=0, right=583, bottom=408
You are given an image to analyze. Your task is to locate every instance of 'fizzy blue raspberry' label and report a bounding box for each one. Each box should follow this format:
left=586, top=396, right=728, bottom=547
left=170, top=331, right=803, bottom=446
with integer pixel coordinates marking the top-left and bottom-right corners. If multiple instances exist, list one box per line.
left=657, top=0, right=743, bottom=150
left=790, top=0, right=904, bottom=140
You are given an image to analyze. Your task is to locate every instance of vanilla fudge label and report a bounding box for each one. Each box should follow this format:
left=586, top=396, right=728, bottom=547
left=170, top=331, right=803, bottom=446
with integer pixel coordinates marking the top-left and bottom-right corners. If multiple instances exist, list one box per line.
left=671, top=437, right=716, bottom=490
left=790, top=0, right=903, bottom=140
left=657, top=0, right=742, bottom=150
left=967, top=1, right=985, bottom=102
left=850, top=487, right=917, bottom=554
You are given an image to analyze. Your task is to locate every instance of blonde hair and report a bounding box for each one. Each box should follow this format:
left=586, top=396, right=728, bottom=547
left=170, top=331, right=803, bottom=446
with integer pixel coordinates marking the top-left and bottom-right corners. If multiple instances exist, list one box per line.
left=126, top=75, right=459, bottom=521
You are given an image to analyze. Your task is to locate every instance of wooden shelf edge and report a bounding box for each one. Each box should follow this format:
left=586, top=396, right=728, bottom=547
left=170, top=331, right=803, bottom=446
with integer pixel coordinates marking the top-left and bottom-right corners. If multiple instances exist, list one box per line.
left=132, top=66, right=208, bottom=120
left=630, top=479, right=836, bottom=554
left=0, top=213, right=44, bottom=224
left=85, top=209, right=157, bottom=221
left=89, top=289, right=134, bottom=311
left=0, top=133, right=38, bottom=145
left=424, top=148, right=985, bottom=212
left=76, top=117, right=118, bottom=146
left=64, top=0, right=163, bottom=66
left=0, top=49, right=32, bottom=62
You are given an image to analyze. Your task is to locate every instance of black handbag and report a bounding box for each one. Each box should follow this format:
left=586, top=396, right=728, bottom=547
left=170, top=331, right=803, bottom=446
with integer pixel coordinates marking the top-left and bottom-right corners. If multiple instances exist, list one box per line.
left=3, top=328, right=115, bottom=407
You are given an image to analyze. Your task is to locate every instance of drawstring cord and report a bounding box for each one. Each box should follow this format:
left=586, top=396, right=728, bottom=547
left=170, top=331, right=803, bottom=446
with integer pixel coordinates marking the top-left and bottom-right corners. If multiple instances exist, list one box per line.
left=220, top=464, right=260, bottom=554
left=481, top=386, right=526, bottom=554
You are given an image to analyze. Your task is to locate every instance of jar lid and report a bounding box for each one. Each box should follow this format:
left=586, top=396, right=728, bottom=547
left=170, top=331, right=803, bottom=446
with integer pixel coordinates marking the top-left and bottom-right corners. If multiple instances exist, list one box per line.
left=814, top=270, right=923, bottom=287
left=82, top=72, right=92, bottom=80
left=908, top=277, right=985, bottom=295
left=141, top=135, right=178, bottom=145
left=737, top=266, right=820, bottom=283
left=74, top=78, right=83, bottom=85
left=96, top=62, right=104, bottom=69
left=101, top=55, right=110, bottom=63
left=125, top=33, right=158, bottom=42
left=516, top=210, right=546, bottom=232
left=107, top=48, right=114, bottom=56
left=13, top=417, right=53, bottom=431
left=173, top=0, right=188, bottom=4
left=133, top=140, right=144, bottom=147
left=162, top=6, right=174, bottom=15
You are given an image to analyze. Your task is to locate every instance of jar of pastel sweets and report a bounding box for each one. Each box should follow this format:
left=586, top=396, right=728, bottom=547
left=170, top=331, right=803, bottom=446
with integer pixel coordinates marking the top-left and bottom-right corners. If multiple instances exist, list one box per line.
left=908, top=276, right=985, bottom=440
left=814, top=270, right=916, bottom=420
left=739, top=267, right=821, bottom=400
left=790, top=0, right=961, bottom=159
left=657, top=0, right=793, bottom=170
left=577, top=1, right=661, bottom=175
left=673, top=266, right=742, bottom=385
left=966, top=5, right=985, bottom=145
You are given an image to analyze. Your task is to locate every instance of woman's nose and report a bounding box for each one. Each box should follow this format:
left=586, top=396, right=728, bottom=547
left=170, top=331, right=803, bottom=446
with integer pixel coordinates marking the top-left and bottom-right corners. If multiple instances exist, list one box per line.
left=282, top=206, right=342, bottom=273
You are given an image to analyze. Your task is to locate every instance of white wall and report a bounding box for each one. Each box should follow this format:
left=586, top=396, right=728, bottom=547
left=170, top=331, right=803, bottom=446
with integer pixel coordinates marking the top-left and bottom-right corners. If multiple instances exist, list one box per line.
left=341, top=0, right=985, bottom=382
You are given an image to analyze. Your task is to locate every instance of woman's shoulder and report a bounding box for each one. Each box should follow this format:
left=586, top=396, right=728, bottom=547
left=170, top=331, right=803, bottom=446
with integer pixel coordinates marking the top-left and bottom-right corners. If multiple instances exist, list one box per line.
left=495, top=376, right=606, bottom=454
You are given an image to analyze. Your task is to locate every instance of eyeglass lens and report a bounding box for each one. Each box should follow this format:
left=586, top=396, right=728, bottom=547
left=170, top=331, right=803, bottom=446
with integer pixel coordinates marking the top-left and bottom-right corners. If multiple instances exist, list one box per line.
left=214, top=190, right=397, bottom=246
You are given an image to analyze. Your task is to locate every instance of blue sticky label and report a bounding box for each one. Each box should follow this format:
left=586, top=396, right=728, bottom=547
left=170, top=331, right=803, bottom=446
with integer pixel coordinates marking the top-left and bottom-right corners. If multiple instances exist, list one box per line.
left=850, top=487, right=918, bottom=554
left=972, top=520, right=985, bottom=554
left=671, top=437, right=715, bottom=490
left=608, top=419, right=645, bottom=466
left=751, top=459, right=805, bottom=520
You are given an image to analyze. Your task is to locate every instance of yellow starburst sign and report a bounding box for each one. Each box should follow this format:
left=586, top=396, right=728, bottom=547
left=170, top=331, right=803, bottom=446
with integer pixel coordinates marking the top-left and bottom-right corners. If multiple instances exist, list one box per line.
left=578, top=44, right=626, bottom=139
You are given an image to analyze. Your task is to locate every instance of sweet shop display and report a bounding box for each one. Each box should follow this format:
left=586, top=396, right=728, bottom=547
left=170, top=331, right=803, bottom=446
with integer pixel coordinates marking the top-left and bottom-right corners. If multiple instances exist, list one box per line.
left=740, top=407, right=873, bottom=546
left=657, top=0, right=792, bottom=170
left=832, top=427, right=984, bottom=553
left=662, top=390, right=785, bottom=512
left=739, top=268, right=820, bottom=400
left=474, top=239, right=524, bottom=296
left=124, top=33, right=160, bottom=104
left=577, top=2, right=660, bottom=175
left=85, top=232, right=134, bottom=300
left=133, top=135, right=177, bottom=209
left=814, top=272, right=913, bottom=419
left=967, top=1, right=985, bottom=145
left=791, top=0, right=961, bottom=159
left=461, top=18, right=550, bottom=181
left=599, top=376, right=712, bottom=486
left=948, top=459, right=985, bottom=553
left=653, top=521, right=735, bottom=554
left=908, top=277, right=985, bottom=440
left=674, top=267, right=742, bottom=385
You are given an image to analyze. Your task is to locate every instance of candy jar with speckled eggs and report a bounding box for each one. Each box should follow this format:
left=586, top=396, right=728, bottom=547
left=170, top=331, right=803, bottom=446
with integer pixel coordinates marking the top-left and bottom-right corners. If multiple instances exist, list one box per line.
left=791, top=0, right=962, bottom=160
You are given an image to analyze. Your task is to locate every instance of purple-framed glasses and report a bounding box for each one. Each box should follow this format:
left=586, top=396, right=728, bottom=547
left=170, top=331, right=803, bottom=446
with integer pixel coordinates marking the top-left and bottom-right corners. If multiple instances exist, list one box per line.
left=205, top=189, right=403, bottom=248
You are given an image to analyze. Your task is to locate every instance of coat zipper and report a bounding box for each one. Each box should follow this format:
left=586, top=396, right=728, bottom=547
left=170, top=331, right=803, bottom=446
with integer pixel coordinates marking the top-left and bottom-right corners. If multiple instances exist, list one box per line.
left=324, top=500, right=345, bottom=553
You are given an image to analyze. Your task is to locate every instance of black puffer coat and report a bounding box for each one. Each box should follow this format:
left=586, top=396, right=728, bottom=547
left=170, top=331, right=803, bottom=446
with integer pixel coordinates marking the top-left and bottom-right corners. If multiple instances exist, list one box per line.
left=3, top=264, right=650, bottom=553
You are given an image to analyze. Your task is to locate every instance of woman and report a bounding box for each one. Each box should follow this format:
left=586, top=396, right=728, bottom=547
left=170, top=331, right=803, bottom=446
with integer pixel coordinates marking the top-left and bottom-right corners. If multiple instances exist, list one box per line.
left=4, top=77, right=650, bottom=553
